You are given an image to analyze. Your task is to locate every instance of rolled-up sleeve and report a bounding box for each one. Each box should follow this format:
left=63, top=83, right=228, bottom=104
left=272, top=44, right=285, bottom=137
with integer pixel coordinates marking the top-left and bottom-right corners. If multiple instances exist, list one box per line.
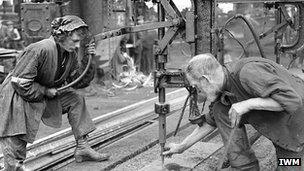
left=10, top=48, right=46, bottom=102
left=239, top=62, right=302, bottom=114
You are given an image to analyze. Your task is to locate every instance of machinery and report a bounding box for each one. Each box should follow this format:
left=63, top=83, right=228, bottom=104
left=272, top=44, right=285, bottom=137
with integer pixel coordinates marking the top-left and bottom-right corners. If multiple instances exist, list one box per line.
left=4, top=0, right=304, bottom=168
left=94, top=0, right=304, bottom=167
left=20, top=0, right=70, bottom=45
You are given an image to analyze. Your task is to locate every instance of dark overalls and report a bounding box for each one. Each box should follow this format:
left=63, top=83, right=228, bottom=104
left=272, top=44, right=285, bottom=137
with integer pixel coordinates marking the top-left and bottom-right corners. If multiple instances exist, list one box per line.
left=209, top=58, right=304, bottom=171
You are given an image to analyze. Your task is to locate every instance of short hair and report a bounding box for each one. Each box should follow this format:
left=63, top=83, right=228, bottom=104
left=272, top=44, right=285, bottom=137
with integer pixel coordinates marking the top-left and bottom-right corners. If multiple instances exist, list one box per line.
left=185, top=53, right=221, bottom=81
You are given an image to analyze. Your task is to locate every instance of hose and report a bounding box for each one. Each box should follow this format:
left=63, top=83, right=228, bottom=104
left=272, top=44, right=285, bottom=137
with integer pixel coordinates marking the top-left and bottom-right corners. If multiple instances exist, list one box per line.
left=57, top=54, right=92, bottom=92
left=222, top=14, right=266, bottom=58
left=224, top=28, right=248, bottom=58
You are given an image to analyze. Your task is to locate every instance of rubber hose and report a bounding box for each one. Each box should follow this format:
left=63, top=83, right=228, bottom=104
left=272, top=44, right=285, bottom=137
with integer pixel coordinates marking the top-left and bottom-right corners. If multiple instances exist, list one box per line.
left=224, top=14, right=266, bottom=58
left=57, top=54, right=92, bottom=92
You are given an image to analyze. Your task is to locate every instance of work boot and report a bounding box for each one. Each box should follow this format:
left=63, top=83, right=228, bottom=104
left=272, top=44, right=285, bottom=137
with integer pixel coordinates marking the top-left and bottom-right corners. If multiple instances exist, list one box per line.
left=3, top=163, right=30, bottom=171
left=74, top=135, right=110, bottom=163
left=218, top=160, right=260, bottom=171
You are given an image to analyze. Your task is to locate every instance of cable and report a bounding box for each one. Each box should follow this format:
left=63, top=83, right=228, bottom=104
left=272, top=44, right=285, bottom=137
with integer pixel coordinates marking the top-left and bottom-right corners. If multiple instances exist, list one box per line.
left=223, top=28, right=248, bottom=58
left=222, top=14, right=266, bottom=58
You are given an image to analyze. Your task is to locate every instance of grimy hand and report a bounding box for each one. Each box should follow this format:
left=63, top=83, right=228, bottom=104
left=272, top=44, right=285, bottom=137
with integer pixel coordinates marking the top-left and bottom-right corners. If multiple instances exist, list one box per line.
left=45, top=88, right=58, bottom=98
left=163, top=143, right=184, bottom=157
left=86, top=43, right=96, bottom=55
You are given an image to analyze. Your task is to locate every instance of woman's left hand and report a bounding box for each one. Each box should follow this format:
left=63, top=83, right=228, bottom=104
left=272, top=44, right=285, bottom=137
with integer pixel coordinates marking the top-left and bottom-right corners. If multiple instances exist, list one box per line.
left=87, top=43, right=96, bottom=55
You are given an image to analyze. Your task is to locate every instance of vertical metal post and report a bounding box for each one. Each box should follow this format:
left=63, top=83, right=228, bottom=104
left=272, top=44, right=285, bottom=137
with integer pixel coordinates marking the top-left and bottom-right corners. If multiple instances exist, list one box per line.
left=157, top=1, right=166, bottom=167
left=126, top=0, right=133, bottom=26
left=275, top=5, right=282, bottom=64
left=194, top=0, right=215, bottom=55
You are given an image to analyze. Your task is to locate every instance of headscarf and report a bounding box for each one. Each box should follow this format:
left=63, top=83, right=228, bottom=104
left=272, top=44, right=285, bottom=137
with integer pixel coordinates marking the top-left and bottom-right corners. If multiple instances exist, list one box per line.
left=51, top=15, right=88, bottom=36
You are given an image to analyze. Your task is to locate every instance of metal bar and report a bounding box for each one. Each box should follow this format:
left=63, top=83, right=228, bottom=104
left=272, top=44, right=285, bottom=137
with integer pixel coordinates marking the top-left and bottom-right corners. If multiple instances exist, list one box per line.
left=261, top=21, right=288, bottom=39
left=157, top=1, right=167, bottom=168
left=169, top=0, right=183, bottom=18
left=94, top=21, right=175, bottom=41
left=195, top=0, right=215, bottom=54
left=275, top=3, right=282, bottom=64
left=125, top=0, right=133, bottom=26
left=157, top=27, right=180, bottom=54
left=130, top=21, right=177, bottom=32
left=159, top=0, right=178, bottom=19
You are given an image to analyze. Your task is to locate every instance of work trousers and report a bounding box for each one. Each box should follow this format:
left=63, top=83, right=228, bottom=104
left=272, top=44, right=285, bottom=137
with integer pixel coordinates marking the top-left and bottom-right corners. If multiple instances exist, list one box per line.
left=59, top=91, right=96, bottom=140
left=0, top=91, right=96, bottom=171
left=212, top=101, right=304, bottom=171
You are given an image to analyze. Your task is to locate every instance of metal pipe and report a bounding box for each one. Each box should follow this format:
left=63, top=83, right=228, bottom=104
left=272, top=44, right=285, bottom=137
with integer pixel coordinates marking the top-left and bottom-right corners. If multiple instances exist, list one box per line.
left=157, top=1, right=166, bottom=168
left=275, top=4, right=282, bottom=64
left=194, top=0, right=215, bottom=54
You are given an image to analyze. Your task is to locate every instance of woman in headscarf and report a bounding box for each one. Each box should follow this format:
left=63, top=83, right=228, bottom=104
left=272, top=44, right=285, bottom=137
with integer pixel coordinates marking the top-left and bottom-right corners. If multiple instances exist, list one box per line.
left=0, top=15, right=109, bottom=171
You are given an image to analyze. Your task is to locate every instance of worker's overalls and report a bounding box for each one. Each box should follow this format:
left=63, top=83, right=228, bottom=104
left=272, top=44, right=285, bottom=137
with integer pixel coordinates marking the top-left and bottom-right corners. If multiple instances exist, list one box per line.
left=210, top=59, right=304, bottom=171
left=212, top=99, right=304, bottom=171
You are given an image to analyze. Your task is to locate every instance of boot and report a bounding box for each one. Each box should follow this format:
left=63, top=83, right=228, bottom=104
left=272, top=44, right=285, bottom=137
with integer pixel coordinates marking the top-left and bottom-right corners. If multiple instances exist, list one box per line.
left=3, top=162, right=30, bottom=171
left=218, top=160, right=260, bottom=171
left=74, top=135, right=110, bottom=163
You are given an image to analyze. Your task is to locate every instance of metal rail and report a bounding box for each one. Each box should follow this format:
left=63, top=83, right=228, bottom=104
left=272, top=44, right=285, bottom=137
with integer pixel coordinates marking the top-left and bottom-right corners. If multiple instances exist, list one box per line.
left=11, top=89, right=188, bottom=170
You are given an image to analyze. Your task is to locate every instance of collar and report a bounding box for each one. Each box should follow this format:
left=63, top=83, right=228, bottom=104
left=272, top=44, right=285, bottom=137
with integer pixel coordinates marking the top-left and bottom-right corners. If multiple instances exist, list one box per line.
left=48, top=36, right=56, bottom=45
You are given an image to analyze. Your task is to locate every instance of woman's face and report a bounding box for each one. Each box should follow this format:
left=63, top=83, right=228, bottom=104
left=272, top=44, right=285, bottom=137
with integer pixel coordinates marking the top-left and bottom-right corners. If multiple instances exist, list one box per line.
left=8, top=24, right=13, bottom=30
left=59, top=32, right=82, bottom=52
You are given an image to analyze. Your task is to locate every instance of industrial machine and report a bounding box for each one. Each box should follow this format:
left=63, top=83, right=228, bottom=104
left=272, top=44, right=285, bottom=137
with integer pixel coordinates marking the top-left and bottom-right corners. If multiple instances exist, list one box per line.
left=95, top=0, right=304, bottom=168
left=3, top=0, right=304, bottom=169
